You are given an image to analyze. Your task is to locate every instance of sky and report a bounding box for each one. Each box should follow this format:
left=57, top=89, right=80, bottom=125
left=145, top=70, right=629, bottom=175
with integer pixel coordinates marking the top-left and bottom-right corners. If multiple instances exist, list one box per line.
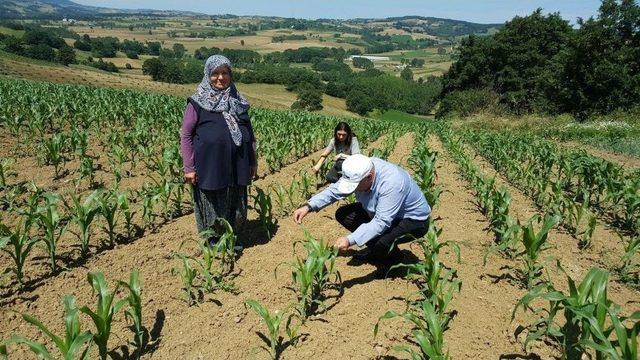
left=72, top=0, right=604, bottom=24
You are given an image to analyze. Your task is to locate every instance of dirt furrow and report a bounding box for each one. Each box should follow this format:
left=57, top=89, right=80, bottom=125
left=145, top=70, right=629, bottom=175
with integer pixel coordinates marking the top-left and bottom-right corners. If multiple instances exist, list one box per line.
left=465, top=143, right=637, bottom=298
left=424, top=135, right=556, bottom=359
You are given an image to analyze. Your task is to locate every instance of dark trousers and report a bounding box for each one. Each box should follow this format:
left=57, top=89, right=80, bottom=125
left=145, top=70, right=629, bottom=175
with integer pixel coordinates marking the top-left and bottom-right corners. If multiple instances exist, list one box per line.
left=335, top=203, right=429, bottom=261
left=325, top=159, right=344, bottom=183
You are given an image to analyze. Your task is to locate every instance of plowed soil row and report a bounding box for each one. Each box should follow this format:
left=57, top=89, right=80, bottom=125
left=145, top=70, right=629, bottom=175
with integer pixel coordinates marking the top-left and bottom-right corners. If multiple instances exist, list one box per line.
left=464, top=141, right=633, bottom=278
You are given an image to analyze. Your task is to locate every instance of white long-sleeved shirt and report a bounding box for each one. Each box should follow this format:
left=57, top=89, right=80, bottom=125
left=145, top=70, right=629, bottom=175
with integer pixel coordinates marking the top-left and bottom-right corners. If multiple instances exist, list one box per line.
left=307, top=157, right=431, bottom=246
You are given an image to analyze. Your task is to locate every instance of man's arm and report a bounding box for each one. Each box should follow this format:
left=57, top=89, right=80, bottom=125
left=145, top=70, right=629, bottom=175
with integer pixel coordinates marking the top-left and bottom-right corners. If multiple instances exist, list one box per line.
left=347, top=188, right=404, bottom=246
left=307, top=182, right=347, bottom=212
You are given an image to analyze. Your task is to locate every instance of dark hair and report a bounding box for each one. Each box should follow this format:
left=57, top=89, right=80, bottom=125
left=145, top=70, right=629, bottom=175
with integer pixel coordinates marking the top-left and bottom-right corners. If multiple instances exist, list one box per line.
left=334, top=122, right=355, bottom=147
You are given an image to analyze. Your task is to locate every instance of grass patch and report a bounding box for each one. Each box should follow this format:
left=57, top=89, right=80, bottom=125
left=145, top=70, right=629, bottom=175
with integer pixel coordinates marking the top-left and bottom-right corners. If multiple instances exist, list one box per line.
left=0, top=26, right=24, bottom=37
left=370, top=109, right=431, bottom=125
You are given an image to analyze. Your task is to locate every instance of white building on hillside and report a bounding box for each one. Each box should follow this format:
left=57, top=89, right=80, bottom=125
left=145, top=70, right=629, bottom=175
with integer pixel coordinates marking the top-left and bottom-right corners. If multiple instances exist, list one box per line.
left=349, top=55, right=390, bottom=61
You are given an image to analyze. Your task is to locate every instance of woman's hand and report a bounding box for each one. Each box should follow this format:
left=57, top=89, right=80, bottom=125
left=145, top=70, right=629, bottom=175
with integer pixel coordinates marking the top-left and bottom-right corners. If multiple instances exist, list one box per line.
left=184, top=172, right=198, bottom=185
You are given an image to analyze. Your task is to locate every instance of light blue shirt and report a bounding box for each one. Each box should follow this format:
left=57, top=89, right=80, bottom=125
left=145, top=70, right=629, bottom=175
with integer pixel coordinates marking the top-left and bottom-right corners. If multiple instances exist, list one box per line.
left=307, top=158, right=431, bottom=246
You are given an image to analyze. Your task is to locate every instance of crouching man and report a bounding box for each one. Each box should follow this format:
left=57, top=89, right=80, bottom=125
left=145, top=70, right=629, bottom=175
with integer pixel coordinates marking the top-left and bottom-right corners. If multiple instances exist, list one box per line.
left=293, top=154, right=431, bottom=276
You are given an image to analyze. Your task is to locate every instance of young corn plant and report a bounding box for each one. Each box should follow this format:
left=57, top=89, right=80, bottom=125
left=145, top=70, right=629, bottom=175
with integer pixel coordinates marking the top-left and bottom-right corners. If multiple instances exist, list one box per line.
left=394, top=250, right=461, bottom=318
left=117, top=192, right=136, bottom=239
left=119, top=270, right=145, bottom=359
left=172, top=253, right=199, bottom=306
left=80, top=272, right=127, bottom=360
left=251, top=186, right=277, bottom=239
left=170, top=182, right=188, bottom=217
left=409, top=145, right=444, bottom=208
left=244, top=300, right=299, bottom=360
left=1, top=295, right=93, bottom=360
left=297, top=171, right=314, bottom=201
left=193, top=231, right=237, bottom=294
left=0, top=158, right=16, bottom=189
left=65, top=190, right=101, bottom=258
left=96, top=190, right=121, bottom=248
left=518, top=214, right=561, bottom=289
left=278, top=232, right=341, bottom=320
left=140, top=189, right=159, bottom=232
left=41, top=133, right=67, bottom=178
left=0, top=221, right=37, bottom=289
left=618, top=235, right=640, bottom=286
left=512, top=265, right=614, bottom=359
left=212, top=218, right=238, bottom=273
left=579, top=215, right=597, bottom=250
left=78, top=154, right=96, bottom=188
left=412, top=226, right=462, bottom=318
left=582, top=305, right=640, bottom=360
left=374, top=298, right=450, bottom=360
left=37, top=192, right=67, bottom=273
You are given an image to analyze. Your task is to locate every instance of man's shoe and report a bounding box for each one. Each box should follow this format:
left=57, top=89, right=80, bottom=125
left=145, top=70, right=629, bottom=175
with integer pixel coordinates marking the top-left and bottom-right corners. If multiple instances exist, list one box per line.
left=351, top=250, right=372, bottom=262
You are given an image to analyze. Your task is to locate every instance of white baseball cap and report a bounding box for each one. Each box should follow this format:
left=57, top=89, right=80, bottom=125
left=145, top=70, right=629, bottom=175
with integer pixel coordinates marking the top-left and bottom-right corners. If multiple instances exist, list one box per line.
left=336, top=154, right=374, bottom=194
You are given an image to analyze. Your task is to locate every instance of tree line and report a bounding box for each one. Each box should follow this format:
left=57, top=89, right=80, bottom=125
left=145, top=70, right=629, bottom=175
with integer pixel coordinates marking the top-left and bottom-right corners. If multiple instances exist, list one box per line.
left=440, top=0, right=640, bottom=119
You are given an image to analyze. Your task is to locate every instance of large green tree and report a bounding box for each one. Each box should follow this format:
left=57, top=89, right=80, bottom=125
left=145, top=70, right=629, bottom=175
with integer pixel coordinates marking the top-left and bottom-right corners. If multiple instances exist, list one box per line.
left=546, top=0, right=640, bottom=117
left=443, top=9, right=572, bottom=114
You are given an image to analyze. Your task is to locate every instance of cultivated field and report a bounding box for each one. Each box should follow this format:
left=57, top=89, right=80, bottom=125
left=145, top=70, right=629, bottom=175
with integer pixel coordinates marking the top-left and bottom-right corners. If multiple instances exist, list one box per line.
left=0, top=53, right=354, bottom=117
left=0, top=77, right=638, bottom=359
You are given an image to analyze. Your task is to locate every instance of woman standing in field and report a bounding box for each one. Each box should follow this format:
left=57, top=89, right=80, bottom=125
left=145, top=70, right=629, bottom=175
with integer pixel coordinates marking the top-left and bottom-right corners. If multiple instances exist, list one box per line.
left=180, top=54, right=257, bottom=250
left=312, top=122, right=360, bottom=183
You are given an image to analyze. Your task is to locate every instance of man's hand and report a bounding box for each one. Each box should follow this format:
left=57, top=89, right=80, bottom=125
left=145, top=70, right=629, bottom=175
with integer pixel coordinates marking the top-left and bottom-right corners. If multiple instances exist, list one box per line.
left=293, top=205, right=310, bottom=224
left=250, top=165, right=258, bottom=179
left=334, top=236, right=350, bottom=251
left=184, top=172, right=197, bottom=185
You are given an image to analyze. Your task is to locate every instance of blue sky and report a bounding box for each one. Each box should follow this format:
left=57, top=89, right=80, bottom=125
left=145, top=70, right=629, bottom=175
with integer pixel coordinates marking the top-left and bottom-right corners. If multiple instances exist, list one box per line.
left=73, top=0, right=603, bottom=24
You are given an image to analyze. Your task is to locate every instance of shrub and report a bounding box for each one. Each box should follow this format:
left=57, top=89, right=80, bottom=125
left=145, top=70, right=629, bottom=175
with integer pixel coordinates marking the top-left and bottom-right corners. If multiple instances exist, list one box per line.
left=436, top=89, right=501, bottom=119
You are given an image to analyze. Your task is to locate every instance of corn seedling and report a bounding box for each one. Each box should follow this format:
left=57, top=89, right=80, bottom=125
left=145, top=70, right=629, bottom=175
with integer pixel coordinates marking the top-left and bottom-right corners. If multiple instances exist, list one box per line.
left=119, top=270, right=145, bottom=359
left=0, top=221, right=37, bottom=289
left=394, top=251, right=460, bottom=317
left=78, top=154, right=96, bottom=187
left=618, top=235, right=640, bottom=285
left=581, top=305, right=640, bottom=360
left=40, top=134, right=67, bottom=178
left=172, top=253, right=199, bottom=306
left=65, top=190, right=101, bottom=258
left=117, top=192, right=136, bottom=239
left=171, top=182, right=188, bottom=216
left=244, top=300, right=299, bottom=360
left=279, top=232, right=341, bottom=320
left=96, top=190, right=121, bottom=248
left=579, top=215, right=597, bottom=249
left=0, top=158, right=16, bottom=189
left=139, top=188, right=159, bottom=231
left=37, top=192, right=67, bottom=273
left=2, top=295, right=93, bottom=360
left=194, top=231, right=237, bottom=294
left=517, top=214, right=560, bottom=288
left=80, top=272, right=128, bottom=360
left=297, top=171, right=314, bottom=201
left=375, top=298, right=450, bottom=360
left=512, top=265, right=613, bottom=359
left=252, top=186, right=276, bottom=239
left=211, top=218, right=238, bottom=273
